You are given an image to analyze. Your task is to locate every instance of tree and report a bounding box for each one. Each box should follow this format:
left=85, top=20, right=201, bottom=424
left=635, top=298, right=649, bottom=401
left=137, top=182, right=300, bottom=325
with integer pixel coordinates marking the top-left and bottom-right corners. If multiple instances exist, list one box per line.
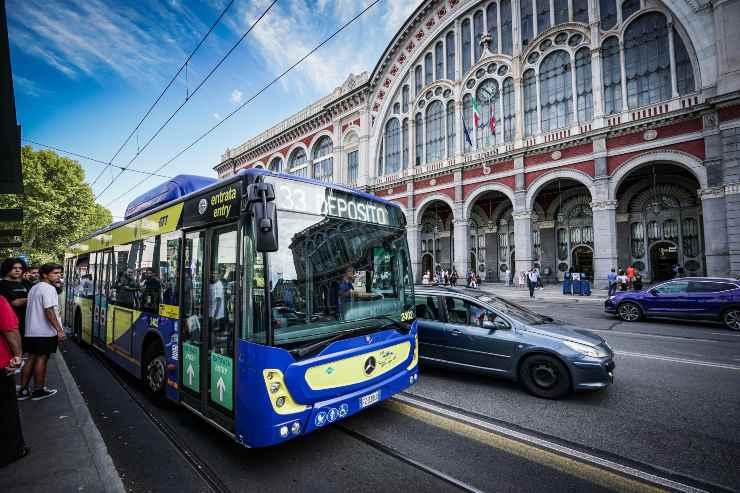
left=0, top=145, right=113, bottom=263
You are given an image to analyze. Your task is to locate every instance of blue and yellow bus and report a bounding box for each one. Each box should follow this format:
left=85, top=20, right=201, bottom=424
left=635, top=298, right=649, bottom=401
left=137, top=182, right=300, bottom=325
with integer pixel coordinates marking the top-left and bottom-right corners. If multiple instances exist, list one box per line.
left=63, top=169, right=418, bottom=447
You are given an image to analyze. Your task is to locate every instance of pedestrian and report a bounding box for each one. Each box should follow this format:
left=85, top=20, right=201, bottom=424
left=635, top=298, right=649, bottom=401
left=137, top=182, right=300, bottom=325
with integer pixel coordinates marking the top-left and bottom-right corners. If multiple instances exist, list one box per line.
left=607, top=268, right=618, bottom=297
left=422, top=271, right=430, bottom=285
left=0, top=258, right=30, bottom=345
left=476, top=272, right=482, bottom=287
left=536, top=266, right=544, bottom=290
left=17, top=263, right=65, bottom=401
left=527, top=267, right=539, bottom=298
left=23, top=265, right=39, bottom=286
left=450, top=270, right=458, bottom=287
left=617, top=269, right=628, bottom=291
left=0, top=292, right=28, bottom=467
left=517, top=270, right=525, bottom=289
left=626, top=264, right=636, bottom=290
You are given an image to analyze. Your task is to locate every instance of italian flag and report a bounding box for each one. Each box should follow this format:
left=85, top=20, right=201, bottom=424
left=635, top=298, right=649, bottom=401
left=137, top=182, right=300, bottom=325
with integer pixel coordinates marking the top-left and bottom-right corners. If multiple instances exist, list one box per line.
left=472, top=97, right=481, bottom=129
left=489, top=101, right=496, bottom=135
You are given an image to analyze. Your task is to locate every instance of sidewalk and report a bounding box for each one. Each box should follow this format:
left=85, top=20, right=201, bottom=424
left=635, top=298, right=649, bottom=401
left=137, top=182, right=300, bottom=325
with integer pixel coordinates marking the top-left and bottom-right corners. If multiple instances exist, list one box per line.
left=5, top=348, right=125, bottom=493
left=474, top=283, right=609, bottom=302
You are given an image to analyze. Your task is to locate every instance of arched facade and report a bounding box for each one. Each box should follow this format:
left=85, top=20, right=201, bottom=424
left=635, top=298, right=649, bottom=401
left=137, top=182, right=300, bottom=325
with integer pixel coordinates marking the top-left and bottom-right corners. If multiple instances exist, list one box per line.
left=217, top=0, right=740, bottom=284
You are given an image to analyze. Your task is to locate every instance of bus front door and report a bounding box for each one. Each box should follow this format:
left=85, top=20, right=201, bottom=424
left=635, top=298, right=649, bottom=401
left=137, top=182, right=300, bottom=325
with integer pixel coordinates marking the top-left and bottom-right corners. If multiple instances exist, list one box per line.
left=93, top=249, right=112, bottom=348
left=180, top=226, right=238, bottom=432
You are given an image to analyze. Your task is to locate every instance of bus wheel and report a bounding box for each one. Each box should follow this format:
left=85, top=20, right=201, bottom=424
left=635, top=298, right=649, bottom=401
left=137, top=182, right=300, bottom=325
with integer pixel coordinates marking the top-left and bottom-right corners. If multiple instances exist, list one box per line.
left=144, top=344, right=167, bottom=404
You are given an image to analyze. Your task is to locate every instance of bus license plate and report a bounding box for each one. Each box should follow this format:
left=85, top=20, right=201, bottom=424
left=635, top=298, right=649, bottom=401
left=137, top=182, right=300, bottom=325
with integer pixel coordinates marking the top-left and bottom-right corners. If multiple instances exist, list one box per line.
left=359, top=390, right=380, bottom=408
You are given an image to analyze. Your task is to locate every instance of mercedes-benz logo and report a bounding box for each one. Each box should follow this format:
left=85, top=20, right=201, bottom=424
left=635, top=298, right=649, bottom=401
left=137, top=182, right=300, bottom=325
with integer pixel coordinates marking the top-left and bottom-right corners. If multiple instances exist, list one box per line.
left=363, top=356, right=376, bottom=375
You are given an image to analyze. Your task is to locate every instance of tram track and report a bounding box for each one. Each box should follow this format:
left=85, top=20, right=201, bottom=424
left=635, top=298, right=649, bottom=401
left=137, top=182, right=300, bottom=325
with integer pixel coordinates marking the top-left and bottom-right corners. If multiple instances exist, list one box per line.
left=392, top=391, right=733, bottom=493
left=89, top=348, right=234, bottom=493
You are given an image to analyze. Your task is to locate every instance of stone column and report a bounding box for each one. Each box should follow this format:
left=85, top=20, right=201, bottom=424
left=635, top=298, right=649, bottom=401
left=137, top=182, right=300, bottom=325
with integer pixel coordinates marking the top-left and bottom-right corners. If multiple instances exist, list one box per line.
left=701, top=188, right=730, bottom=277
left=591, top=199, right=619, bottom=290
left=453, top=217, right=469, bottom=278
left=513, top=190, right=533, bottom=274
left=590, top=47, right=605, bottom=124
left=407, top=224, right=422, bottom=283
left=358, top=108, right=371, bottom=187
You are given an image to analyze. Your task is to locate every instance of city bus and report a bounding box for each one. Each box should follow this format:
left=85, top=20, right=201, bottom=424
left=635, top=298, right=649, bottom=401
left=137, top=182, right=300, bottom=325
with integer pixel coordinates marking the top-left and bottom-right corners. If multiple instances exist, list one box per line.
left=62, top=169, right=418, bottom=447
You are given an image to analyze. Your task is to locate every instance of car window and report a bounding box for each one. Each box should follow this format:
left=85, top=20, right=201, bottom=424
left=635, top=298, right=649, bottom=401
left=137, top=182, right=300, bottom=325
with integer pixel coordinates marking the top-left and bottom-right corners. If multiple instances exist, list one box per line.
left=467, top=302, right=510, bottom=330
left=688, top=281, right=738, bottom=293
left=415, top=295, right=443, bottom=321
left=444, top=296, right=469, bottom=324
left=654, top=281, right=689, bottom=294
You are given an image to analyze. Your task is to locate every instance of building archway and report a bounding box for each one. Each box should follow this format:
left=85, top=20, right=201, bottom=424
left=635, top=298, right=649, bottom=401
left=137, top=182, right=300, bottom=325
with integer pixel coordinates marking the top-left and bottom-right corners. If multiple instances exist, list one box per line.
left=466, top=189, right=514, bottom=281
left=421, top=253, right=434, bottom=279
left=418, top=200, right=455, bottom=277
left=572, top=246, right=594, bottom=281
left=650, top=242, right=679, bottom=282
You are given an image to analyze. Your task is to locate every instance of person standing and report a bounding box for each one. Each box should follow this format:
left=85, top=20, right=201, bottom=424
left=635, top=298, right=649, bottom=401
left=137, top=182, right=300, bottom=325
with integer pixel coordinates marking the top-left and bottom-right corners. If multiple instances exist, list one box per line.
left=626, top=264, right=636, bottom=290
left=527, top=267, right=539, bottom=298
left=450, top=270, right=458, bottom=287
left=0, top=258, right=30, bottom=344
left=0, top=293, right=28, bottom=466
left=607, top=268, right=618, bottom=297
left=18, top=263, right=65, bottom=401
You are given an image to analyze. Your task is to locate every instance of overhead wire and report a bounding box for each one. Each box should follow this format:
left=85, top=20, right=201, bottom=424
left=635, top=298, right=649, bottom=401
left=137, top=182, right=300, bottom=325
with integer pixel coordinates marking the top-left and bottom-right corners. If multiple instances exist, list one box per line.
left=105, top=0, right=382, bottom=207
left=21, top=138, right=173, bottom=179
left=88, top=0, right=236, bottom=188
left=95, top=0, right=279, bottom=201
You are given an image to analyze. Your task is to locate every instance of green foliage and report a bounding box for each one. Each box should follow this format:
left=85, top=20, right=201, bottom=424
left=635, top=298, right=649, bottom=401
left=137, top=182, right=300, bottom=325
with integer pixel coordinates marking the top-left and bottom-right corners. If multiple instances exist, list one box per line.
left=0, top=146, right=113, bottom=263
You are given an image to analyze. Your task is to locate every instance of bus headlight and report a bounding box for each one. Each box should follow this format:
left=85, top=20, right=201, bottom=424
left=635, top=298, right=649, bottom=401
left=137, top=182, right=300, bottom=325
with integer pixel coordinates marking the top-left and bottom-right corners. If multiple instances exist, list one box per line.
left=279, top=426, right=289, bottom=438
left=291, top=422, right=301, bottom=434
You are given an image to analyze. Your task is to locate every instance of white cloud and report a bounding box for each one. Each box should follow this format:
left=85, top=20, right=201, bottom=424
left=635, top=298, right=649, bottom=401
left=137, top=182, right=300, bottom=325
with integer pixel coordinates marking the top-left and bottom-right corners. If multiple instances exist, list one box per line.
left=13, top=75, right=46, bottom=97
left=231, top=89, right=243, bottom=104
left=213, top=112, right=221, bottom=119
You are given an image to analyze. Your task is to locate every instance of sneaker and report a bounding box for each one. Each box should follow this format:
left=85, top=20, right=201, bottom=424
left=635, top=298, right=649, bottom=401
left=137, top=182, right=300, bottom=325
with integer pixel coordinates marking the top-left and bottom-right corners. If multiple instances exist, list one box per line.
left=17, top=387, right=31, bottom=400
left=31, top=388, right=58, bottom=401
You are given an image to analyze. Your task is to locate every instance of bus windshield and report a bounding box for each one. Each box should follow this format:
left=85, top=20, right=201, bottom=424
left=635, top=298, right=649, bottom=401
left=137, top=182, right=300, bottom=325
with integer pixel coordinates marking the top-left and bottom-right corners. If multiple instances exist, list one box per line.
left=265, top=209, right=413, bottom=350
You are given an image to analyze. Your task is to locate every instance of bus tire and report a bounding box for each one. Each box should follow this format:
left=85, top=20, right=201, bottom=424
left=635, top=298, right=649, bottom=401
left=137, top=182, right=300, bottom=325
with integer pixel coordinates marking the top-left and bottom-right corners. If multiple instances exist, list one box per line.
left=143, top=343, right=167, bottom=405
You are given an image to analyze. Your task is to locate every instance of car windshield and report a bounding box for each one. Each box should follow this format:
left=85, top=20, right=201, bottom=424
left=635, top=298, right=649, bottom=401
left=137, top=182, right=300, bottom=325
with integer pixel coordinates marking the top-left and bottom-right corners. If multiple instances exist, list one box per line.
left=266, top=210, right=413, bottom=348
left=477, top=295, right=551, bottom=325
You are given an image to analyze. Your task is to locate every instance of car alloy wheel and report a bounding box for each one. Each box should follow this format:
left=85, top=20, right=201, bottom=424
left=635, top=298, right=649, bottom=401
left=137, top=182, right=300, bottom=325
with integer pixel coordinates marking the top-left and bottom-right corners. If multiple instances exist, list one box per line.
left=531, top=363, right=558, bottom=389
left=618, top=302, right=641, bottom=322
left=724, top=309, right=740, bottom=331
left=146, top=355, right=166, bottom=394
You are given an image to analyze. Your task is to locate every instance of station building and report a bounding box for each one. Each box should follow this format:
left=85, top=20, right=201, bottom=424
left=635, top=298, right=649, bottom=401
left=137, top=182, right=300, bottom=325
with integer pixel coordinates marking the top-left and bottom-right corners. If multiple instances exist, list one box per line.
left=215, top=0, right=740, bottom=288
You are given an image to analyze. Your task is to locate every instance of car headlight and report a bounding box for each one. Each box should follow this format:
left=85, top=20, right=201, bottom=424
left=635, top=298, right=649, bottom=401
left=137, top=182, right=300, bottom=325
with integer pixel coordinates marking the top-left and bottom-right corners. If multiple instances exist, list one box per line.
left=564, top=340, right=608, bottom=358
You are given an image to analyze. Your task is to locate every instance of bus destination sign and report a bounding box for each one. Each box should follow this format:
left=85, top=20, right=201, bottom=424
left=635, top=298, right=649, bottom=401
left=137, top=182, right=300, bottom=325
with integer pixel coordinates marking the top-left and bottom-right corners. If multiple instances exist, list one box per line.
left=184, top=181, right=242, bottom=227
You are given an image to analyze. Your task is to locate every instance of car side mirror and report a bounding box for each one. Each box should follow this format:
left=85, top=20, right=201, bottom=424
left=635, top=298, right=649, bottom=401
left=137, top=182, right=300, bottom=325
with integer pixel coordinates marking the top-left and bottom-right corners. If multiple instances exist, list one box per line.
left=483, top=320, right=509, bottom=331
left=649, top=289, right=658, bottom=296
left=482, top=320, right=496, bottom=330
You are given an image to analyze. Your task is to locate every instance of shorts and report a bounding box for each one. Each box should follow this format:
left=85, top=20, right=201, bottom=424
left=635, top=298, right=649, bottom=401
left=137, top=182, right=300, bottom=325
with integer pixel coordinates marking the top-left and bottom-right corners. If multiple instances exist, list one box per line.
left=23, top=336, right=58, bottom=356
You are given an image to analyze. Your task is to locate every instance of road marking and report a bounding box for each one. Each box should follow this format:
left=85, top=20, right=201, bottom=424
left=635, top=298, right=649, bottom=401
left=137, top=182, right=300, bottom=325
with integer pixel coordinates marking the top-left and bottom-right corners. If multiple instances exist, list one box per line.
left=391, top=394, right=708, bottom=493
left=711, top=332, right=740, bottom=337
left=615, top=351, right=740, bottom=370
left=591, top=329, right=731, bottom=344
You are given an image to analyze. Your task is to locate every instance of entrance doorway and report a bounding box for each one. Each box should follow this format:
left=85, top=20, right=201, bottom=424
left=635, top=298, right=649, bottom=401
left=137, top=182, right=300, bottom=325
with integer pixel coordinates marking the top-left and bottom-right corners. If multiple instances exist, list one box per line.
left=650, top=242, right=678, bottom=282
left=571, top=246, right=593, bottom=280
left=421, top=254, right=433, bottom=279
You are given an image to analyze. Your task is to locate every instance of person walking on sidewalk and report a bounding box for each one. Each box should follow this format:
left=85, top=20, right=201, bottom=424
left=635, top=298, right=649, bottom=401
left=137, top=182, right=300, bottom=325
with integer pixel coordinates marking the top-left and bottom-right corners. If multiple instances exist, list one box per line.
left=527, top=267, right=539, bottom=298
left=17, top=263, right=65, bottom=401
left=0, top=293, right=28, bottom=467
left=607, top=268, right=618, bottom=297
left=0, top=258, right=30, bottom=346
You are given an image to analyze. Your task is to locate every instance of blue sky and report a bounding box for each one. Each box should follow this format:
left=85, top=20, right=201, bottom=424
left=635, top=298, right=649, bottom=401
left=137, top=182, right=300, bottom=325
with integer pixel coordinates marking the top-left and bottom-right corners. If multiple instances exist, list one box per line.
left=8, top=0, right=422, bottom=219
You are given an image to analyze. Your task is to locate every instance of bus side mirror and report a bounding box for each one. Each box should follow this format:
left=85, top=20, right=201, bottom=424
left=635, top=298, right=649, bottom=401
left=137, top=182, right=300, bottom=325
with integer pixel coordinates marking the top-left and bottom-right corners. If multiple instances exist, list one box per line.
left=247, top=182, right=279, bottom=252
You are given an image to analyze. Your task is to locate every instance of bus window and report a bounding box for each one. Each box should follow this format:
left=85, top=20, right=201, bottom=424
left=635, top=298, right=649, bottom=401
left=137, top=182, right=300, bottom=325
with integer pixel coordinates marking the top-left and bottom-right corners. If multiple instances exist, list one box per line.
left=241, top=232, right=265, bottom=343
left=160, top=232, right=180, bottom=306
left=75, top=255, right=91, bottom=299
left=183, top=232, right=205, bottom=345
left=137, top=237, right=161, bottom=313
left=209, top=229, right=237, bottom=356
left=112, top=244, right=135, bottom=309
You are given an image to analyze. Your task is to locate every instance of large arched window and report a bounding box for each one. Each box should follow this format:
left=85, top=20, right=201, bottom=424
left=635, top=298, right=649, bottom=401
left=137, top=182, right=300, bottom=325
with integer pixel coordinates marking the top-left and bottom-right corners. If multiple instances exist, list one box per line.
left=537, top=0, right=551, bottom=34
left=462, top=19, right=472, bottom=74
left=463, top=94, right=473, bottom=152
left=425, top=101, right=445, bottom=163
left=269, top=156, right=283, bottom=173
left=476, top=79, right=499, bottom=149
left=415, top=66, right=423, bottom=94
left=573, top=0, right=588, bottom=22
left=674, top=29, right=695, bottom=95
left=501, top=0, right=513, bottom=54
left=601, top=36, right=622, bottom=115
left=486, top=3, right=498, bottom=53
left=446, top=100, right=456, bottom=158
left=312, top=136, right=333, bottom=182
left=402, top=119, right=409, bottom=168
left=288, top=148, right=307, bottom=177
left=344, top=132, right=359, bottom=183
left=575, top=47, right=593, bottom=122
left=523, top=69, right=537, bottom=137
left=474, top=11, right=484, bottom=61
left=554, top=0, right=568, bottom=24
left=424, top=53, right=433, bottom=86
left=502, top=78, right=515, bottom=142
left=384, top=119, right=401, bottom=175
left=600, top=0, right=617, bottom=30
left=402, top=85, right=410, bottom=113
left=540, top=51, right=573, bottom=132
left=415, top=112, right=424, bottom=166
left=446, top=32, right=456, bottom=80
left=520, top=0, right=533, bottom=47
left=435, top=42, right=444, bottom=81
left=624, top=12, right=671, bottom=109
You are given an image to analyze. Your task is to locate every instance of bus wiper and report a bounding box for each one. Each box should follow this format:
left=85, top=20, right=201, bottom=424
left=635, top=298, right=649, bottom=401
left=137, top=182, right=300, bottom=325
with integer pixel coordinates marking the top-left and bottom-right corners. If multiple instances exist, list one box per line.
left=290, top=316, right=408, bottom=359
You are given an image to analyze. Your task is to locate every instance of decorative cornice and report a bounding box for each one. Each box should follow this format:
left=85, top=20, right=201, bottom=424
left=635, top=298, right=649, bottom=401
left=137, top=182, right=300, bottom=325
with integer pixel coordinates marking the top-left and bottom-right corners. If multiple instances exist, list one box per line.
left=590, top=200, right=618, bottom=211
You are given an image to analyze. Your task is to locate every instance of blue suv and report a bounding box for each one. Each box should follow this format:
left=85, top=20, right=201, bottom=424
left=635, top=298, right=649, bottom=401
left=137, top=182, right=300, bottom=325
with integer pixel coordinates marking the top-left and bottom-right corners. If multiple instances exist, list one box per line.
left=604, top=277, right=740, bottom=330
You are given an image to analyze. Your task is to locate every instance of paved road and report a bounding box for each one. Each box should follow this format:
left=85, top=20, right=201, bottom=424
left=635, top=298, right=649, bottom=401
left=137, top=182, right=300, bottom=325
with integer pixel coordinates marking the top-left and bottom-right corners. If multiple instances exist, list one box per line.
left=409, top=297, right=739, bottom=491
left=60, top=299, right=740, bottom=492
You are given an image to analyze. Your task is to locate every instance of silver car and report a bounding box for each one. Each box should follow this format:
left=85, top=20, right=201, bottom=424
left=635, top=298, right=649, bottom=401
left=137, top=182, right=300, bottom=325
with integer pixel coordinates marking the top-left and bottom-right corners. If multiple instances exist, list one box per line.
left=415, top=287, right=615, bottom=399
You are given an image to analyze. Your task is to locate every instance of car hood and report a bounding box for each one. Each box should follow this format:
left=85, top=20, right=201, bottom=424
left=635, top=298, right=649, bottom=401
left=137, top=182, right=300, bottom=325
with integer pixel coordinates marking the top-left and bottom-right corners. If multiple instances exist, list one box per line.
left=520, top=323, right=604, bottom=346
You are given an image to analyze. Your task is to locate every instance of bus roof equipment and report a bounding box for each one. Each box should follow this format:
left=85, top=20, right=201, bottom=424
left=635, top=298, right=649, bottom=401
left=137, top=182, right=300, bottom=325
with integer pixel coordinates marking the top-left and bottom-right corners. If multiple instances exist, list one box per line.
left=124, top=174, right=218, bottom=219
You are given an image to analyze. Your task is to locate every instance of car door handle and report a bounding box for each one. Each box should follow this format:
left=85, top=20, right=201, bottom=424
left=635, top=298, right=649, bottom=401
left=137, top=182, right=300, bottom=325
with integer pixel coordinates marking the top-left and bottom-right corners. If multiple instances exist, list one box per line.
left=450, top=329, right=462, bottom=336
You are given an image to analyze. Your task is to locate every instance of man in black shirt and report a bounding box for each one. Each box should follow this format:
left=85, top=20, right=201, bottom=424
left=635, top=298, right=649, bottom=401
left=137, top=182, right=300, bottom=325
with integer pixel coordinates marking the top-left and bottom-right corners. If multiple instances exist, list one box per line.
left=0, top=258, right=30, bottom=339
